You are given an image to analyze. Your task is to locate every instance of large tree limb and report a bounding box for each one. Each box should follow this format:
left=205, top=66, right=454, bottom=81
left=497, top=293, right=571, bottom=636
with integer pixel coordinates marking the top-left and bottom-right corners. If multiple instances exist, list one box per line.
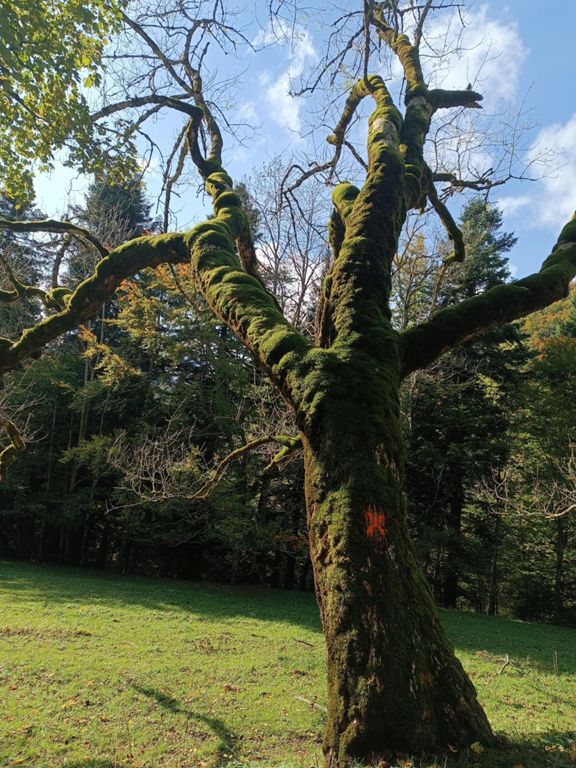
left=369, top=7, right=425, bottom=94
left=317, top=183, right=360, bottom=347
left=91, top=94, right=199, bottom=122
left=326, top=76, right=405, bottom=345
left=400, top=214, right=576, bottom=378
left=369, top=7, right=482, bottom=209
left=0, top=232, right=189, bottom=375
left=185, top=169, right=311, bottom=401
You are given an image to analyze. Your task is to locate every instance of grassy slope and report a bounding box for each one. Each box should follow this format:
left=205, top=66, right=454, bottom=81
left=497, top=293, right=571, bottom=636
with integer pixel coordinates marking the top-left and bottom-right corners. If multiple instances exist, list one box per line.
left=0, top=561, right=574, bottom=768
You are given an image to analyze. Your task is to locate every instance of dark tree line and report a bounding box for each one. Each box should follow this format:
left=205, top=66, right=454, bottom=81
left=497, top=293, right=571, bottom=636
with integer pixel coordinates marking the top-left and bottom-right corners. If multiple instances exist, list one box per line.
left=2, top=186, right=574, bottom=627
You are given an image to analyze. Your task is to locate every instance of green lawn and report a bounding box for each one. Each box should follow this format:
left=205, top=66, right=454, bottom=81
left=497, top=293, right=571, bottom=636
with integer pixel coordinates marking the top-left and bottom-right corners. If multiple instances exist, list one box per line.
left=0, top=561, right=574, bottom=768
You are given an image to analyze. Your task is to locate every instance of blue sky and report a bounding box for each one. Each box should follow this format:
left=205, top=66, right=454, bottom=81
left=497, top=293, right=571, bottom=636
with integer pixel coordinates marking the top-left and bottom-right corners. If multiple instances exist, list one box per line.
left=34, top=0, right=576, bottom=278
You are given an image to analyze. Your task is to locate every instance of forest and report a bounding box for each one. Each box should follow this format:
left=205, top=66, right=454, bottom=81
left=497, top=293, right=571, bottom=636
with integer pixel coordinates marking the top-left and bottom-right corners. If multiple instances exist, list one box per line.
left=2, top=182, right=575, bottom=626
left=1, top=0, right=575, bottom=765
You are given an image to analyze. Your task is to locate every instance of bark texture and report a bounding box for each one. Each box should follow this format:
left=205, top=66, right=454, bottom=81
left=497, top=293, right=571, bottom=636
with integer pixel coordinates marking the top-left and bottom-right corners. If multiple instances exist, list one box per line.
left=294, top=331, right=493, bottom=764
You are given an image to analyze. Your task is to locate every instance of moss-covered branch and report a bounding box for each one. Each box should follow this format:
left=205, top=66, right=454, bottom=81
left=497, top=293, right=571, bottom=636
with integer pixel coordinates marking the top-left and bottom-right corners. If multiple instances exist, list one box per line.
left=326, top=76, right=405, bottom=346
left=317, top=183, right=361, bottom=346
left=263, top=435, right=302, bottom=474
left=400, top=213, right=576, bottom=377
left=369, top=8, right=483, bottom=110
left=369, top=8, right=482, bottom=209
left=400, top=89, right=481, bottom=209
left=0, top=232, right=189, bottom=374
left=183, top=67, right=223, bottom=179
left=0, top=251, right=48, bottom=304
left=370, top=8, right=424, bottom=94
left=185, top=169, right=311, bottom=400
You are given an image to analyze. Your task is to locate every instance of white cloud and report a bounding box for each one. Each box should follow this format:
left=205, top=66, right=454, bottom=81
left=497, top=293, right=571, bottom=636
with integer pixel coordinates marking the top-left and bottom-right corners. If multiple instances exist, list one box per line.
left=526, top=113, right=576, bottom=229
left=236, top=101, right=258, bottom=124
left=255, top=22, right=317, bottom=134
left=411, top=7, right=529, bottom=191
left=491, top=114, right=576, bottom=234
left=422, top=6, right=527, bottom=105
left=496, top=194, right=531, bottom=217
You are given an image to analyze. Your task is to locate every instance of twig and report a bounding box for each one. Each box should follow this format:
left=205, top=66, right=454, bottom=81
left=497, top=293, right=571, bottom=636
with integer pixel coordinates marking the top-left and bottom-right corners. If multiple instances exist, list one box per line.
left=295, top=695, right=327, bottom=713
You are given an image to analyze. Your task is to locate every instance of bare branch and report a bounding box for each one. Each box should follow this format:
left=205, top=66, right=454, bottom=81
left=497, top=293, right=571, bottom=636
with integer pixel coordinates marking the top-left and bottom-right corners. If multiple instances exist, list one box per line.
left=0, top=217, right=110, bottom=259
left=0, top=414, right=25, bottom=480
left=194, top=434, right=300, bottom=499
left=121, top=12, right=193, bottom=94
left=91, top=93, right=197, bottom=121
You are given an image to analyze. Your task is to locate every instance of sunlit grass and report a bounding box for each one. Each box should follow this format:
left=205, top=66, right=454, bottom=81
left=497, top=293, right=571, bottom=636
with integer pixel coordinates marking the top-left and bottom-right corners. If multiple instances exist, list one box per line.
left=0, top=561, right=574, bottom=768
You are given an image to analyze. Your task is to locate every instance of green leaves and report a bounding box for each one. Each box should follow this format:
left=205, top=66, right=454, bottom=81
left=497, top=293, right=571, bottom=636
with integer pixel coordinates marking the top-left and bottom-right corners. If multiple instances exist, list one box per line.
left=0, top=0, right=123, bottom=200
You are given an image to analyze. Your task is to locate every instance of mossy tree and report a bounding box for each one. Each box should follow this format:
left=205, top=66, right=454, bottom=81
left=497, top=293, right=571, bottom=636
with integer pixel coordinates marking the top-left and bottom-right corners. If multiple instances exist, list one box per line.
left=1, top=2, right=576, bottom=766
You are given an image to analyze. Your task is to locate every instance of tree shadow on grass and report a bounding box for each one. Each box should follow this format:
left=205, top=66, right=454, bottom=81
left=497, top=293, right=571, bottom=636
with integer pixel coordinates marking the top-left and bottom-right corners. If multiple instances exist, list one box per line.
left=132, top=683, right=238, bottom=766
left=441, top=608, right=576, bottom=675
left=2, top=561, right=575, bottom=672
left=457, top=731, right=576, bottom=768
left=0, top=560, right=322, bottom=634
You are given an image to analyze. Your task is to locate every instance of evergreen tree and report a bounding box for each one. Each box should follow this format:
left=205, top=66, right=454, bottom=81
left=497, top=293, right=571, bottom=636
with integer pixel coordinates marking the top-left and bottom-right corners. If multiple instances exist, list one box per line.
left=509, top=290, right=576, bottom=622
left=406, top=199, right=525, bottom=611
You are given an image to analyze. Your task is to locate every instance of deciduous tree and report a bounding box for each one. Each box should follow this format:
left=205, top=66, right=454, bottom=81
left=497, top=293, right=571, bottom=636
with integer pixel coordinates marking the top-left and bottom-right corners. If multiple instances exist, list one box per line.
left=1, top=2, right=576, bottom=765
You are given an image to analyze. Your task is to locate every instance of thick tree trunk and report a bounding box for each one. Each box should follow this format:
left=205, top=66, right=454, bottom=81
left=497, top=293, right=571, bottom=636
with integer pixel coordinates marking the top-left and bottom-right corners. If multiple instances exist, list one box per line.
left=299, top=353, right=493, bottom=766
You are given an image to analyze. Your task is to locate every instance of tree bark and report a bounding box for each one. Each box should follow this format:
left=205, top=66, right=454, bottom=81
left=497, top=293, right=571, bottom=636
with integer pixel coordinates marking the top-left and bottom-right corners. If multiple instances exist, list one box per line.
left=298, top=348, right=493, bottom=765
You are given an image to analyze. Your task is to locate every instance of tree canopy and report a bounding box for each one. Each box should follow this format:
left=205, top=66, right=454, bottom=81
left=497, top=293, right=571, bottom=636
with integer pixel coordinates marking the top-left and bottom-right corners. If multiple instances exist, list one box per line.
left=0, top=0, right=124, bottom=200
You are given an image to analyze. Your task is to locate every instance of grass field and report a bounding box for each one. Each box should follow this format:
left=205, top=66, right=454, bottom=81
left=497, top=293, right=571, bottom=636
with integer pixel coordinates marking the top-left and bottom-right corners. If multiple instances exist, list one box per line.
left=0, top=561, right=575, bottom=768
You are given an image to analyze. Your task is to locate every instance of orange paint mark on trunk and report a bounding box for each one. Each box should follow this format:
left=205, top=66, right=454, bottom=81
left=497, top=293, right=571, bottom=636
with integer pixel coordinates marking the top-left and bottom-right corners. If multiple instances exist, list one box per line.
left=364, top=504, right=386, bottom=541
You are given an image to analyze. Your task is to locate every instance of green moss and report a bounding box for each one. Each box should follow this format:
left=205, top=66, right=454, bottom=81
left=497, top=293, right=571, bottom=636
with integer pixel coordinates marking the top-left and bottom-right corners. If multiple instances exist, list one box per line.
left=332, top=183, right=360, bottom=221
left=556, top=217, right=576, bottom=245
left=404, top=83, right=429, bottom=103
left=0, top=289, right=17, bottom=303
left=45, top=286, right=72, bottom=310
